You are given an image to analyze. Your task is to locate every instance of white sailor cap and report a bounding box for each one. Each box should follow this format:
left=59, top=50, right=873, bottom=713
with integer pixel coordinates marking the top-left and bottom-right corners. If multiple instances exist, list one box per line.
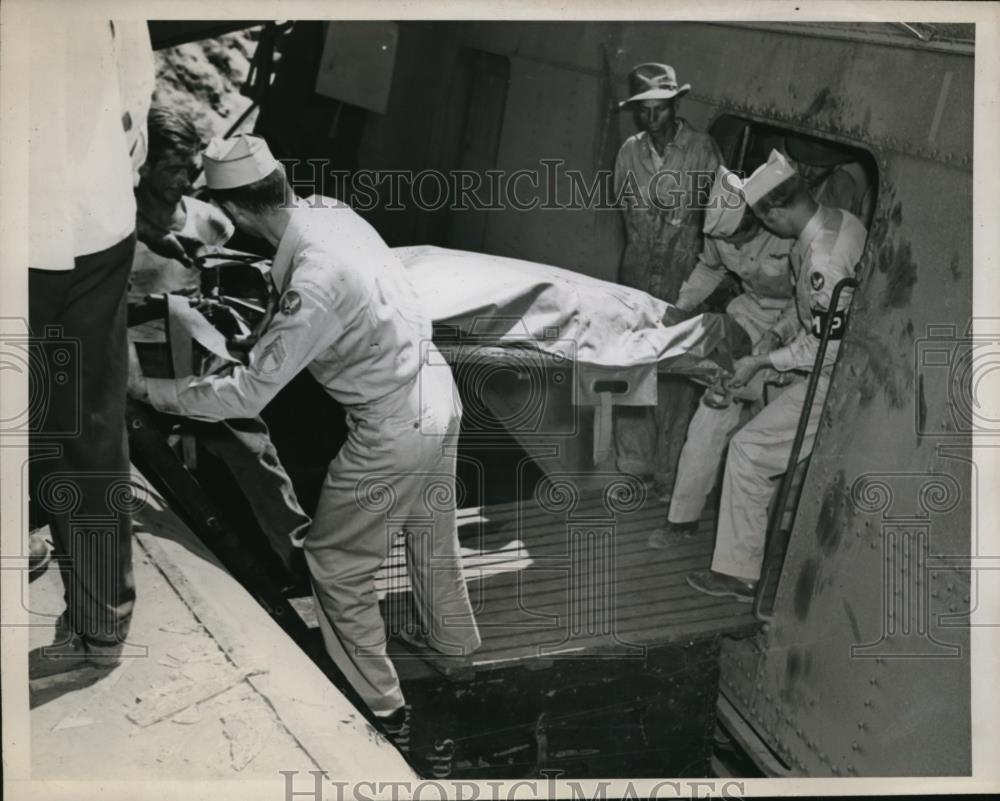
left=703, top=166, right=746, bottom=238
left=743, top=149, right=797, bottom=208
left=203, top=134, right=281, bottom=190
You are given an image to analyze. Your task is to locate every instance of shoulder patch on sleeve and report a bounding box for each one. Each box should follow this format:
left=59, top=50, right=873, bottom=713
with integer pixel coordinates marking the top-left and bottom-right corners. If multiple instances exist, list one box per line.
left=279, top=289, right=302, bottom=316
left=810, top=271, right=825, bottom=291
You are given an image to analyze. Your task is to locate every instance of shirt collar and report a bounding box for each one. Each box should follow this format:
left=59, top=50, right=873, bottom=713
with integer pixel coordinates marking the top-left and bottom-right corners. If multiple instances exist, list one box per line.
left=641, top=119, right=689, bottom=156
left=270, top=201, right=310, bottom=291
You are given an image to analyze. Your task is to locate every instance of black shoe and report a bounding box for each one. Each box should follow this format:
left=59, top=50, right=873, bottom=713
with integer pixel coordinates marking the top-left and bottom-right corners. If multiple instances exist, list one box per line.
left=29, top=633, right=122, bottom=682
left=686, top=569, right=757, bottom=603
left=647, top=521, right=698, bottom=549
left=377, top=705, right=412, bottom=754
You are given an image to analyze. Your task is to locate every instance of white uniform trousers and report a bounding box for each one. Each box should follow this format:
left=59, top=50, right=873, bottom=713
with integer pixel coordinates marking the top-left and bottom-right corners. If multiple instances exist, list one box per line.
left=668, top=294, right=787, bottom=524
left=710, top=371, right=830, bottom=581
left=304, top=359, right=481, bottom=714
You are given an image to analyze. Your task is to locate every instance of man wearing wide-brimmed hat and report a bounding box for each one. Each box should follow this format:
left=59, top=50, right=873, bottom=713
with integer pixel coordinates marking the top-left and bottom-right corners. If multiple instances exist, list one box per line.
left=613, top=62, right=722, bottom=498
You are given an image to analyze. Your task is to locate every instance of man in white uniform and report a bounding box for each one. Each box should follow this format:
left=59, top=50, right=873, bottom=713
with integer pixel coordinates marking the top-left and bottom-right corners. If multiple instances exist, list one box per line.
left=649, top=166, right=794, bottom=548
left=686, top=150, right=866, bottom=601
left=128, top=134, right=481, bottom=726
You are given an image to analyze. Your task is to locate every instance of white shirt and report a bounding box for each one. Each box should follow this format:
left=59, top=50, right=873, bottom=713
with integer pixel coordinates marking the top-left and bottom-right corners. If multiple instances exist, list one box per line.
left=28, top=19, right=154, bottom=270
left=675, top=228, right=794, bottom=312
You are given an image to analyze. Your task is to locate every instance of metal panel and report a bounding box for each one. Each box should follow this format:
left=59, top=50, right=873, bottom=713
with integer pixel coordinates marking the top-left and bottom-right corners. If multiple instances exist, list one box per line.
left=314, top=22, right=399, bottom=114
left=721, top=150, right=973, bottom=776
left=484, top=56, right=612, bottom=279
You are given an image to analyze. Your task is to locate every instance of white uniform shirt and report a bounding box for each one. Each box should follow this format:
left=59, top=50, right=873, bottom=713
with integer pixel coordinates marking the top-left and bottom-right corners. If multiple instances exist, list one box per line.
left=675, top=228, right=794, bottom=313
left=147, top=196, right=430, bottom=419
left=29, top=19, right=154, bottom=270
left=768, top=205, right=867, bottom=372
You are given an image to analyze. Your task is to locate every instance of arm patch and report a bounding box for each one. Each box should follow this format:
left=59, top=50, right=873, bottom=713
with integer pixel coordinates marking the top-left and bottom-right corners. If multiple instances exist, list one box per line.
left=810, top=306, right=847, bottom=340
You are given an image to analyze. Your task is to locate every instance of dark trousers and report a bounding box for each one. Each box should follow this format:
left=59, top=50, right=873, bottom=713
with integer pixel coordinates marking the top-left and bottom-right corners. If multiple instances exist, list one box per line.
left=197, top=416, right=311, bottom=567
left=29, top=233, right=137, bottom=644
left=127, top=393, right=311, bottom=569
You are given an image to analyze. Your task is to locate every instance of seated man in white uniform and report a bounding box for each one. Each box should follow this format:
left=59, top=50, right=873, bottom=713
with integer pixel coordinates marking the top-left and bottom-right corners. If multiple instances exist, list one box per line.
left=127, top=133, right=481, bottom=732
left=128, top=105, right=310, bottom=572
left=649, top=166, right=794, bottom=548
left=686, top=150, right=866, bottom=602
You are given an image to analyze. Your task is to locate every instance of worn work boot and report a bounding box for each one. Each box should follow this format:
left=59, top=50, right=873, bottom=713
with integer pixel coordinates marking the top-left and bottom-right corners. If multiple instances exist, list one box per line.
left=29, top=633, right=123, bottom=682
left=647, top=521, right=698, bottom=549
left=686, top=570, right=757, bottom=603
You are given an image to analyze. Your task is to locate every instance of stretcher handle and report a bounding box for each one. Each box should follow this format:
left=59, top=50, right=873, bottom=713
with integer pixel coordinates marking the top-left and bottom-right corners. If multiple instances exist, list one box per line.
left=753, top=276, right=860, bottom=622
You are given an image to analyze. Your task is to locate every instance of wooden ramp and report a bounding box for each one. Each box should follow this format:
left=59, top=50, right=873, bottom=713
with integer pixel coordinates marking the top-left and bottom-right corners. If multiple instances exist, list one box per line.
left=376, top=485, right=760, bottom=673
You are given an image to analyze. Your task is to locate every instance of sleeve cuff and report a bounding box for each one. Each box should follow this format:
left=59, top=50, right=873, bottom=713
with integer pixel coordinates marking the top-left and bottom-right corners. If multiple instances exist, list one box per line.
left=146, top=378, right=183, bottom=415
left=768, top=347, right=796, bottom=373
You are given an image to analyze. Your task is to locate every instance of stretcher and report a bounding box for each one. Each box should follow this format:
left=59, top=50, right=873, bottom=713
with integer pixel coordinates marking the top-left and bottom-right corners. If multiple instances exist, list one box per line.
left=130, top=245, right=748, bottom=481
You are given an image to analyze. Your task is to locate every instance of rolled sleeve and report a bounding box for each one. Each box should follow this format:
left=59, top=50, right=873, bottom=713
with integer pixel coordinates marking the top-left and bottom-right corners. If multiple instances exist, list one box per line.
left=676, top=240, right=725, bottom=311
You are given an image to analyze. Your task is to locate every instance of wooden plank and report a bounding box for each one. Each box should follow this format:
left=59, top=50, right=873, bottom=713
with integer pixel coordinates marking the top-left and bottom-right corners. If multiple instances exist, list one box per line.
left=373, top=487, right=758, bottom=674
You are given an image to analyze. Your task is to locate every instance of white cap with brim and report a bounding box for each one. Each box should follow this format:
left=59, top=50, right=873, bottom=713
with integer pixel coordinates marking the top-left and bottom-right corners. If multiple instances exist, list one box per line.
left=703, top=166, right=746, bottom=238
left=743, top=149, right=797, bottom=208
left=203, top=134, right=281, bottom=190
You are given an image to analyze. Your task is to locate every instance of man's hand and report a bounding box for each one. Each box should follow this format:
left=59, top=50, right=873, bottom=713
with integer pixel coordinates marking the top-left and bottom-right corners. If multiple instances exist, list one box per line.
left=126, top=340, right=150, bottom=401
left=752, top=330, right=782, bottom=356
left=661, top=305, right=694, bottom=327
left=143, top=230, right=195, bottom=267
left=730, top=354, right=770, bottom=388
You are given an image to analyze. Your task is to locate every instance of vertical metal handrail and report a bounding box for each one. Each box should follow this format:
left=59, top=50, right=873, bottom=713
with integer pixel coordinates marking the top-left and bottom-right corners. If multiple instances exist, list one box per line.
left=752, top=276, right=860, bottom=621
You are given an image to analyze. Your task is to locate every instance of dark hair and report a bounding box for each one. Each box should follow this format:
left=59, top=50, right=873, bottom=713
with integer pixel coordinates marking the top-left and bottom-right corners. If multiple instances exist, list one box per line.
left=752, top=173, right=809, bottom=214
left=208, top=166, right=292, bottom=214
left=146, top=104, right=203, bottom=166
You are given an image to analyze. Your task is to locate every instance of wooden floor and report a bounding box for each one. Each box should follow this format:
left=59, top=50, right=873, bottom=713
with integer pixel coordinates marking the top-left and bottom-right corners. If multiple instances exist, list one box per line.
left=375, top=486, right=760, bottom=673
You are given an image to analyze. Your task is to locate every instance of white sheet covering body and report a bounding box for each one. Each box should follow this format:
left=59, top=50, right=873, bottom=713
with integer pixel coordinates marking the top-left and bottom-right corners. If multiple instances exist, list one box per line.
left=394, top=245, right=728, bottom=373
